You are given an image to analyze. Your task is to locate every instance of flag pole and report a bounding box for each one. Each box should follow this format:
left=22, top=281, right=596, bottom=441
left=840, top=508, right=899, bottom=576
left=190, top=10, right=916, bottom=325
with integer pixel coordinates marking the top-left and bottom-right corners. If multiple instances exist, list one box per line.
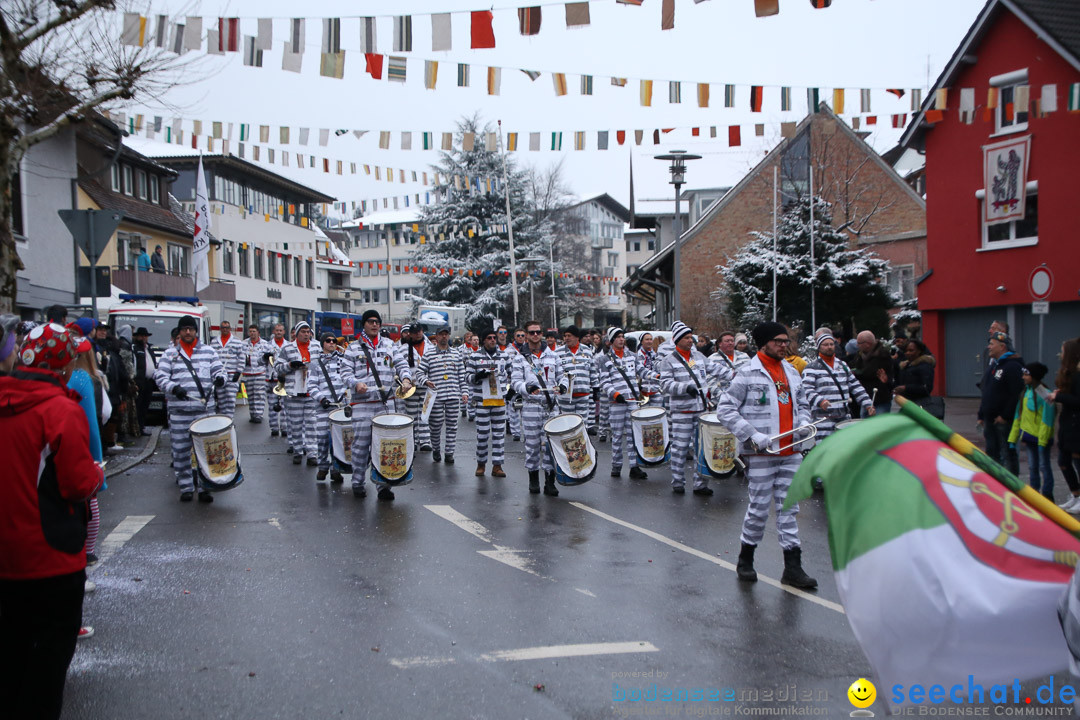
left=498, top=120, right=519, bottom=328
left=895, top=396, right=1080, bottom=537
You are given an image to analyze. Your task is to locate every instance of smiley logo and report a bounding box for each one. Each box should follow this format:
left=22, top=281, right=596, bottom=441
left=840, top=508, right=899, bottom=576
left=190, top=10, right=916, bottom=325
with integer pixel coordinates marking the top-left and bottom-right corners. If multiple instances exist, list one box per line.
left=847, top=677, right=876, bottom=710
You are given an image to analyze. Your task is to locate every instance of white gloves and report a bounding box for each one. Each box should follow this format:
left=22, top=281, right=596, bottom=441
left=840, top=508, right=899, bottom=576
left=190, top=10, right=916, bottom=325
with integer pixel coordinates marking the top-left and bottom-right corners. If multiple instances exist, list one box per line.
left=750, top=432, right=771, bottom=451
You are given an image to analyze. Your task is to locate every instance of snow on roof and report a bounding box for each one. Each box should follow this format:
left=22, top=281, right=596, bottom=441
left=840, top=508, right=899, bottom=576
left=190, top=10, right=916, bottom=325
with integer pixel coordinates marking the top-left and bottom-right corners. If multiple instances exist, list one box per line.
left=340, top=208, right=422, bottom=227
left=124, top=136, right=206, bottom=158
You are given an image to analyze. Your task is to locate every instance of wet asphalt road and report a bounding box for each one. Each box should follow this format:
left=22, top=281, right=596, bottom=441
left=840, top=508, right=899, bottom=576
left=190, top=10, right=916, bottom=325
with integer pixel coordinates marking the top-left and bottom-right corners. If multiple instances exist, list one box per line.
left=62, top=410, right=1058, bottom=719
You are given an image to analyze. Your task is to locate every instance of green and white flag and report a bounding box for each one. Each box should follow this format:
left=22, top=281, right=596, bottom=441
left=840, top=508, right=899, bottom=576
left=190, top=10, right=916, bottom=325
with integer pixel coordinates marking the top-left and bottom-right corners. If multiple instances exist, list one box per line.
left=787, top=412, right=1080, bottom=698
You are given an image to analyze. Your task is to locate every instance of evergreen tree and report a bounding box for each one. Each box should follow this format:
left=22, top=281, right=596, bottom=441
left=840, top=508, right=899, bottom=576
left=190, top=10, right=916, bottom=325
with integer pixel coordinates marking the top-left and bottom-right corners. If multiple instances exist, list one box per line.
left=715, top=196, right=894, bottom=332
left=412, top=117, right=579, bottom=327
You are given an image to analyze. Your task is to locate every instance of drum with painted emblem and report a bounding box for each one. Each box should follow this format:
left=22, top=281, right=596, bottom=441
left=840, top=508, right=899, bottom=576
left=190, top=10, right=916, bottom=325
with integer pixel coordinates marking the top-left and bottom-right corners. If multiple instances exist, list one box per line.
left=370, top=413, right=415, bottom=486
left=543, top=413, right=597, bottom=486
left=330, top=408, right=354, bottom=473
left=189, top=414, right=244, bottom=492
left=631, top=406, right=670, bottom=467
left=696, top=411, right=739, bottom=479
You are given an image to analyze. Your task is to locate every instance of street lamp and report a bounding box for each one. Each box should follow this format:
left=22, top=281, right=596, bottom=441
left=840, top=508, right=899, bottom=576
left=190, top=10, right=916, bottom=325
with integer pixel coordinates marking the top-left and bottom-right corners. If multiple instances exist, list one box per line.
left=654, top=150, right=700, bottom=322
left=521, top=256, right=545, bottom=322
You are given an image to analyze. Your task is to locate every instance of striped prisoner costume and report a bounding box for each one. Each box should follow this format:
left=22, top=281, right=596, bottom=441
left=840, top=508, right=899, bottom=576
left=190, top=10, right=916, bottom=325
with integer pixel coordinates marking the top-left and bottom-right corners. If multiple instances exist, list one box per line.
left=598, top=349, right=644, bottom=472
left=208, top=334, right=244, bottom=418
left=309, top=350, right=346, bottom=472
left=277, top=340, right=322, bottom=459
left=242, top=337, right=273, bottom=421
left=466, top=347, right=514, bottom=466
left=417, top=346, right=468, bottom=457
left=511, top=345, right=566, bottom=472
left=154, top=342, right=225, bottom=493
left=501, top=344, right=523, bottom=439
left=397, top=337, right=434, bottom=448
left=658, top=346, right=711, bottom=490
left=801, top=355, right=871, bottom=439
left=266, top=337, right=288, bottom=433
left=556, top=341, right=598, bottom=430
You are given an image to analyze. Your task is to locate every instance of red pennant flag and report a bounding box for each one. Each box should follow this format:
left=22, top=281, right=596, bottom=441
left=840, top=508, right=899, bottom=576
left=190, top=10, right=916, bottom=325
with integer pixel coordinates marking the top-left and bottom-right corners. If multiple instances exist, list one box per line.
left=365, top=54, right=383, bottom=80
left=982, top=107, right=993, bottom=123
left=887, top=88, right=905, bottom=99
left=809, top=0, right=832, bottom=7
left=691, top=127, right=700, bottom=136
left=652, top=129, right=660, bottom=144
left=891, top=113, right=907, bottom=128
left=750, top=86, right=763, bottom=112
left=728, top=125, right=741, bottom=146
left=924, top=109, right=944, bottom=124
left=219, top=18, right=239, bottom=52
left=865, top=115, right=877, bottom=125
left=1004, top=102, right=1015, bottom=121
left=617, top=130, right=626, bottom=145
left=471, top=11, right=495, bottom=49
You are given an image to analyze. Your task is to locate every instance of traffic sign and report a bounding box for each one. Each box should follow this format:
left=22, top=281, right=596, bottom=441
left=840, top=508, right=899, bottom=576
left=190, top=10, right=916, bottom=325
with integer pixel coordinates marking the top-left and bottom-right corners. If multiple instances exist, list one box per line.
left=1032, top=301, right=1049, bottom=315
left=1028, top=265, right=1053, bottom=300
left=58, top=209, right=124, bottom=265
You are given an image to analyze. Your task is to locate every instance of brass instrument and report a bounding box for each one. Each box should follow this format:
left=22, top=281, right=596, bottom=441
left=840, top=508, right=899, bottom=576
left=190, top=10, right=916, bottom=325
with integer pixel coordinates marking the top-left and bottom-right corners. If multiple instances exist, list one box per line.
left=394, top=377, right=416, bottom=400
left=762, top=418, right=827, bottom=454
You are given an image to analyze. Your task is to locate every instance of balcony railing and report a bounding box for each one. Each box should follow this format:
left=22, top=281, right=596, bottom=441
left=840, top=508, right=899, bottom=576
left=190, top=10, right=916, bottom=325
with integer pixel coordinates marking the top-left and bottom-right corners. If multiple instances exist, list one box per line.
left=112, top=267, right=236, bottom=302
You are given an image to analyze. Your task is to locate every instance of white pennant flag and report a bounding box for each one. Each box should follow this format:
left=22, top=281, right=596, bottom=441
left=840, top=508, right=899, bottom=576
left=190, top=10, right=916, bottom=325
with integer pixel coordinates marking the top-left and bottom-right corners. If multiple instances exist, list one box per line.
left=193, top=156, right=211, bottom=292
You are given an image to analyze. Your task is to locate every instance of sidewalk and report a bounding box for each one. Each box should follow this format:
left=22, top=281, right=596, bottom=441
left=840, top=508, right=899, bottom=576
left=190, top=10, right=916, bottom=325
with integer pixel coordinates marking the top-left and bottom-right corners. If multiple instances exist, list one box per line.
left=103, top=426, right=163, bottom=478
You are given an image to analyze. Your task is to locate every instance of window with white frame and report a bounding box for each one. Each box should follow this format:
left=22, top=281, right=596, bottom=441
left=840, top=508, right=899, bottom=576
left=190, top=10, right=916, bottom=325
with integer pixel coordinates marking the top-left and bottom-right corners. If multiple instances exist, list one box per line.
left=222, top=243, right=234, bottom=274
left=122, top=166, right=134, bottom=196
left=885, top=264, right=916, bottom=304
left=150, top=176, right=160, bottom=204
left=267, top=252, right=277, bottom=282
left=254, top=248, right=264, bottom=280
left=991, top=69, right=1029, bottom=135
left=394, top=288, right=405, bottom=302
left=167, top=242, right=190, bottom=276
left=293, top=257, right=301, bottom=286
left=136, top=170, right=148, bottom=200
left=111, top=164, right=121, bottom=192
left=978, top=183, right=1038, bottom=250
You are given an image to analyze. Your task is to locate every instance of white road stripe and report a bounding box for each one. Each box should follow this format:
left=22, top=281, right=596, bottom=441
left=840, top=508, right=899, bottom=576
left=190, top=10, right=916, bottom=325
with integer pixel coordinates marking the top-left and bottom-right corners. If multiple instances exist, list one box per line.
left=424, top=504, right=495, bottom=543
left=569, top=502, right=845, bottom=615
left=390, top=641, right=658, bottom=669
left=97, top=515, right=154, bottom=563
left=575, top=588, right=597, bottom=598
left=268, top=517, right=282, bottom=530
left=477, top=547, right=545, bottom=578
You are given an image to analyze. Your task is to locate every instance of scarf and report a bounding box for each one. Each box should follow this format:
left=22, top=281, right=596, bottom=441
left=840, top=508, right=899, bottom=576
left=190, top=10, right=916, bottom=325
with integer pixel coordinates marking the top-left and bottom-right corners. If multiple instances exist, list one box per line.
left=758, top=351, right=794, bottom=455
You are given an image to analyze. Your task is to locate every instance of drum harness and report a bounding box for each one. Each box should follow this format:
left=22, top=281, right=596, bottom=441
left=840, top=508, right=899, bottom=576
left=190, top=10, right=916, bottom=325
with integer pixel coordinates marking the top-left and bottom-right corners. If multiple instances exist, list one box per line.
left=176, top=351, right=209, bottom=405
left=605, top=350, right=641, bottom=403
left=359, top=340, right=392, bottom=404
left=316, top=355, right=343, bottom=405
left=526, top=353, right=556, bottom=412
left=672, top=351, right=709, bottom=412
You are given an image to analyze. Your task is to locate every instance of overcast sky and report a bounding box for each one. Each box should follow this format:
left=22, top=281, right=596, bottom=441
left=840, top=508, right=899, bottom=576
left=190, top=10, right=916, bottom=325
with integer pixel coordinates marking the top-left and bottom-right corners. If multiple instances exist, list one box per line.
left=121, top=0, right=987, bottom=217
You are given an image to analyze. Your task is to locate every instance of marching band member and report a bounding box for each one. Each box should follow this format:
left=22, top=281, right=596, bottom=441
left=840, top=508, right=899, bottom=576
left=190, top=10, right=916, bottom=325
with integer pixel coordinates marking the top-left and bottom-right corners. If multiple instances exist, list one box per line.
left=278, top=321, right=320, bottom=467
left=154, top=315, right=226, bottom=502
left=499, top=327, right=523, bottom=442
left=241, top=324, right=272, bottom=424
left=398, top=324, right=435, bottom=451
left=708, top=331, right=751, bottom=395
left=267, top=323, right=288, bottom=438
left=636, top=332, right=661, bottom=402
left=511, top=320, right=567, bottom=496
left=417, top=324, right=469, bottom=464
left=590, top=330, right=610, bottom=443
left=658, top=321, right=712, bottom=495
left=557, top=325, right=599, bottom=434
left=309, top=333, right=346, bottom=482
left=801, top=331, right=874, bottom=440
left=209, top=320, right=243, bottom=418
left=338, top=310, right=413, bottom=501
left=598, top=328, right=648, bottom=480
left=460, top=331, right=479, bottom=422
left=467, top=327, right=513, bottom=478
left=716, top=321, right=817, bottom=590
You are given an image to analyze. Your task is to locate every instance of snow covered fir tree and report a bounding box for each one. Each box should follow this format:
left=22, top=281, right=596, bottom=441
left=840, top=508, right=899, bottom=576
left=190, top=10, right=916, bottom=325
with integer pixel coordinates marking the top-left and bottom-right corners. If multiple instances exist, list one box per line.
left=411, top=117, right=580, bottom=327
left=715, top=196, right=894, bottom=335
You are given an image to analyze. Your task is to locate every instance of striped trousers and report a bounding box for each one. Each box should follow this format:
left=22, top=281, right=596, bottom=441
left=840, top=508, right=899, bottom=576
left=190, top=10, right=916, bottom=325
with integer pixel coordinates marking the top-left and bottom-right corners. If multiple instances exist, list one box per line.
left=349, top=400, right=394, bottom=488
left=267, top=381, right=285, bottom=432
left=521, top=399, right=557, bottom=472
left=475, top=405, right=507, bottom=465
left=244, top=375, right=266, bottom=420
left=559, top=395, right=593, bottom=430
left=215, top=382, right=238, bottom=419
left=167, top=405, right=212, bottom=492
left=285, top=396, right=318, bottom=457
left=466, top=397, right=476, bottom=421
left=314, top=407, right=332, bottom=470
left=669, top=412, right=706, bottom=489
left=608, top=403, right=637, bottom=471
left=508, top=399, right=522, bottom=438
left=429, top=398, right=461, bottom=455
left=405, top=390, right=431, bottom=447
left=597, top=396, right=610, bottom=438
left=741, top=454, right=802, bottom=550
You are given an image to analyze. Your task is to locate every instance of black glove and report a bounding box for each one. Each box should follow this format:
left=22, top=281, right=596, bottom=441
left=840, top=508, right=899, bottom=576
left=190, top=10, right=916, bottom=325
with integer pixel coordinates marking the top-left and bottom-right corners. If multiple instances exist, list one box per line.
left=172, top=386, right=188, bottom=400
left=615, top=394, right=627, bottom=404
left=526, top=384, right=540, bottom=395
left=591, top=388, right=600, bottom=401
left=343, top=406, right=353, bottom=418
left=558, top=384, right=568, bottom=395
left=214, top=376, right=225, bottom=388
left=320, top=398, right=332, bottom=409
left=262, top=352, right=272, bottom=363
left=473, top=370, right=490, bottom=383
left=230, top=371, right=240, bottom=383
left=290, top=360, right=304, bottom=369
left=686, top=385, right=699, bottom=397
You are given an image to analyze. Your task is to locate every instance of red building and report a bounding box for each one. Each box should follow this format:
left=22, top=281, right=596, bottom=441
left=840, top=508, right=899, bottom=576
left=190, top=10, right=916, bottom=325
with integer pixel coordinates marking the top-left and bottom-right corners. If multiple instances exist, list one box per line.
left=901, top=0, right=1080, bottom=396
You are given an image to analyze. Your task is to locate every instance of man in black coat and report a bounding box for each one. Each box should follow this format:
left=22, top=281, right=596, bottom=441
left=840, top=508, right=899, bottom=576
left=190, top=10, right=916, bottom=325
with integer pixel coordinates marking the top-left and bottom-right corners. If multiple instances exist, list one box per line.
left=850, top=331, right=894, bottom=416
left=132, top=327, right=156, bottom=435
left=978, top=331, right=1024, bottom=475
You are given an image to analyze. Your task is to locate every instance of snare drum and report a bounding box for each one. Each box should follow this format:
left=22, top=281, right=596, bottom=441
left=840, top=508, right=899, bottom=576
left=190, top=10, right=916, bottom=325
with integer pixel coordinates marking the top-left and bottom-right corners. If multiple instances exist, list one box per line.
left=630, top=406, right=670, bottom=467
left=696, top=412, right=739, bottom=479
left=370, top=413, right=415, bottom=486
left=330, top=408, right=354, bottom=473
left=543, top=413, right=596, bottom=486
left=189, top=414, right=244, bottom=492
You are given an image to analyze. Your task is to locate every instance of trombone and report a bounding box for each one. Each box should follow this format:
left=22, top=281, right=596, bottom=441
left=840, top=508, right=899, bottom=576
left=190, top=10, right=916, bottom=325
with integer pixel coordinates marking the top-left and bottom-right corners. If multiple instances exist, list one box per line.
left=762, top=418, right=827, bottom=454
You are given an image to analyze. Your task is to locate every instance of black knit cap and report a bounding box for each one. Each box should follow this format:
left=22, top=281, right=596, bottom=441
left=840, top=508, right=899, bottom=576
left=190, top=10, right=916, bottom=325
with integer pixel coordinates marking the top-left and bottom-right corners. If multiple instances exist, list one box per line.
left=561, top=325, right=582, bottom=338
left=361, top=309, right=382, bottom=325
left=751, top=321, right=787, bottom=348
left=177, top=315, right=198, bottom=330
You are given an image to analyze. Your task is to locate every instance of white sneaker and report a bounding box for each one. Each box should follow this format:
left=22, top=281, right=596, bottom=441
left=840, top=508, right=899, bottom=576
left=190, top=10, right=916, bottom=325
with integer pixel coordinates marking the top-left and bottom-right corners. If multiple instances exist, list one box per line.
left=85, top=580, right=96, bottom=593
left=1059, top=496, right=1080, bottom=511
left=108, top=444, right=124, bottom=452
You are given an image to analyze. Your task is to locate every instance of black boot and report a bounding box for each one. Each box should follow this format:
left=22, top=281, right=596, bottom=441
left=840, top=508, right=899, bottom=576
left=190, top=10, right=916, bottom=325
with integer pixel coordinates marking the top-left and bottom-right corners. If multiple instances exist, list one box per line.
left=629, top=467, right=647, bottom=480
left=737, top=543, right=757, bottom=583
left=543, top=470, right=559, bottom=497
left=528, top=470, right=540, bottom=494
left=780, top=547, right=818, bottom=590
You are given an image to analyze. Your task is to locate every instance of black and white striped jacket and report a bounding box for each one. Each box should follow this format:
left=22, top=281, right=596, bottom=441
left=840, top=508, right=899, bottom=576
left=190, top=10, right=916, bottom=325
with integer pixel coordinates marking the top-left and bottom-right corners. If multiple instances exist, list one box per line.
left=417, top=346, right=468, bottom=401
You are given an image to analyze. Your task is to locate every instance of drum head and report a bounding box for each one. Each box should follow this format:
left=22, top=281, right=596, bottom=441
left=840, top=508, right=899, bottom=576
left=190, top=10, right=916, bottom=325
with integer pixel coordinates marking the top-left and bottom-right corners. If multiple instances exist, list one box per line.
left=190, top=414, right=233, bottom=435
left=329, top=408, right=351, bottom=423
left=697, top=411, right=721, bottom=426
left=631, top=407, right=666, bottom=421
left=836, top=419, right=860, bottom=430
left=372, top=413, right=413, bottom=429
left=544, top=413, right=582, bottom=435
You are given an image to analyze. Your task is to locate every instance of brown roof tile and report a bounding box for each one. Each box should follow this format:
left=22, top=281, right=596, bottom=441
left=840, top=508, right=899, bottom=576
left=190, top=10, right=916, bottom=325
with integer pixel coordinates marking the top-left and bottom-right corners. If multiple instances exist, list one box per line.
left=79, top=178, right=190, bottom=237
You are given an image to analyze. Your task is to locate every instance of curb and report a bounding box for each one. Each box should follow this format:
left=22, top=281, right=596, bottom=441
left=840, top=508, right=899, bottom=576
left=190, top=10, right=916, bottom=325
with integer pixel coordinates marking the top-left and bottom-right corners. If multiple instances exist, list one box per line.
left=107, top=427, right=163, bottom=477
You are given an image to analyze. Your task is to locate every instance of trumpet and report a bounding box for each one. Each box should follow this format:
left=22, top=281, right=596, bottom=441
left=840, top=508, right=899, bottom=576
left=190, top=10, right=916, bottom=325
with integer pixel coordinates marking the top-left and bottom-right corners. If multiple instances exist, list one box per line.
left=394, top=377, right=416, bottom=400
left=762, top=418, right=827, bottom=454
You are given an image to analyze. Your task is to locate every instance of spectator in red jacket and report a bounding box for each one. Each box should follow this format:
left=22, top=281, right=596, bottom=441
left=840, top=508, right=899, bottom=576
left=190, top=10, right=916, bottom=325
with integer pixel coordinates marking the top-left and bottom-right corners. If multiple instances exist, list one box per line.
left=0, top=323, right=104, bottom=720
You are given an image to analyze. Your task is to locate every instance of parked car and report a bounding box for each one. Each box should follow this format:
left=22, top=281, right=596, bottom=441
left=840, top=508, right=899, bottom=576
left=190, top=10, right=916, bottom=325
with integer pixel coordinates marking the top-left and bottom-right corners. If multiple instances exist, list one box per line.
left=381, top=323, right=403, bottom=342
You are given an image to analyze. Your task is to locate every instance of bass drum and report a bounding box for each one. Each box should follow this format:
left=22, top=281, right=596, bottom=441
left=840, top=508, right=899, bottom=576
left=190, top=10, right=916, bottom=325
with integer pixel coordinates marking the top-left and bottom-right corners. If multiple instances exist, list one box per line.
left=696, top=412, right=739, bottom=479
left=630, top=406, right=670, bottom=467
left=370, top=413, right=415, bottom=486
left=330, top=408, right=354, bottom=473
left=543, top=413, right=596, bottom=486
left=189, top=414, right=244, bottom=492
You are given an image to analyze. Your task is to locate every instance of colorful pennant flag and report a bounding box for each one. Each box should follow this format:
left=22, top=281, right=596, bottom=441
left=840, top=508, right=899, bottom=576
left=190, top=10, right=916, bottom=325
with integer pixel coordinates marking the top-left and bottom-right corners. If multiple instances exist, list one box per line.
left=553, top=73, right=568, bottom=96
left=487, top=67, right=501, bottom=95
left=581, top=75, right=593, bottom=95
left=750, top=85, right=763, bottom=112
left=393, top=16, right=413, bottom=52
left=832, top=88, right=845, bottom=114
left=425, top=60, right=439, bottom=89
left=388, top=56, right=406, bottom=83
left=754, top=0, right=779, bottom=17
left=669, top=82, right=682, bottom=104
left=728, top=125, right=741, bottom=146
left=640, top=80, right=653, bottom=107
left=519, top=7, right=542, bottom=35
left=457, top=63, right=470, bottom=87
left=860, top=88, right=871, bottom=113
left=365, top=53, right=384, bottom=79
left=566, top=3, right=591, bottom=27
left=724, top=84, right=735, bottom=108
left=471, top=11, right=495, bottom=49
left=781, top=86, right=792, bottom=111
left=697, top=83, right=710, bottom=108
left=218, top=18, right=239, bottom=51
left=359, top=17, right=377, bottom=53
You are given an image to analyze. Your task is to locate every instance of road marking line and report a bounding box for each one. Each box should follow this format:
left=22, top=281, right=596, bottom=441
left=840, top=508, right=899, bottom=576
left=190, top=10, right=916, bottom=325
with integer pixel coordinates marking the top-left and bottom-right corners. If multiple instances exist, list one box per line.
left=390, top=641, right=658, bottom=669
left=98, top=515, right=154, bottom=563
left=268, top=517, right=282, bottom=530
left=569, top=502, right=845, bottom=615
left=477, top=547, right=545, bottom=578
left=424, top=504, right=495, bottom=543
left=575, top=588, right=597, bottom=597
